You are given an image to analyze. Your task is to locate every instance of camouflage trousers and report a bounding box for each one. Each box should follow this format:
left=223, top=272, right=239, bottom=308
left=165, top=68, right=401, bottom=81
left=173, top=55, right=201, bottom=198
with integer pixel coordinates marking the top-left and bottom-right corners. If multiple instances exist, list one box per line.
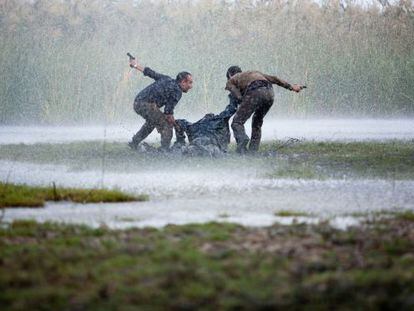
left=131, top=100, right=173, bottom=149
left=231, top=84, right=274, bottom=153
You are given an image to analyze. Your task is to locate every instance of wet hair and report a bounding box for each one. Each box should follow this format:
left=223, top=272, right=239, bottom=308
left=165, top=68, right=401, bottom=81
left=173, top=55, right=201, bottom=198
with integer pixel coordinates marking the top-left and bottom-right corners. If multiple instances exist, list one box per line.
left=226, top=66, right=242, bottom=80
left=176, top=71, right=192, bottom=83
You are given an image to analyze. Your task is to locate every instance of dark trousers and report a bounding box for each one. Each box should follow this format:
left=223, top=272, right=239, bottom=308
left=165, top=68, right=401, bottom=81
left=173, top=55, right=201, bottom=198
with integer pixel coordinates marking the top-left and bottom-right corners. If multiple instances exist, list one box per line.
left=132, top=100, right=173, bottom=149
left=231, top=86, right=274, bottom=153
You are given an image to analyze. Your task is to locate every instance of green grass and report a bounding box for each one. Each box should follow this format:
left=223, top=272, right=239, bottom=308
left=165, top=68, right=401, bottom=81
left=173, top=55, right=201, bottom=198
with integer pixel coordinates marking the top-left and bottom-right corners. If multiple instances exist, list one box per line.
left=0, top=218, right=413, bottom=309
left=274, top=210, right=310, bottom=217
left=263, top=140, right=414, bottom=179
left=396, top=211, right=414, bottom=222
left=0, top=182, right=148, bottom=208
left=0, top=141, right=267, bottom=172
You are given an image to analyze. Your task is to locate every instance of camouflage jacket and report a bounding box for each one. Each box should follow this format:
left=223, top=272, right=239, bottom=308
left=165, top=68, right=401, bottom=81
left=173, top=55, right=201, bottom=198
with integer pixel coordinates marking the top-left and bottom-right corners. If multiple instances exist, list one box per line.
left=135, top=67, right=182, bottom=115
left=225, top=70, right=292, bottom=100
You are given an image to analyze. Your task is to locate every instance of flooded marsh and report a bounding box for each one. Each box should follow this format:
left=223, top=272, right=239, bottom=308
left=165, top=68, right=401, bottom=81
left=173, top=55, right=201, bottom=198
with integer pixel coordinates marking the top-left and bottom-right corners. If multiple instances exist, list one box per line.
left=1, top=122, right=413, bottom=228
left=2, top=0, right=414, bottom=307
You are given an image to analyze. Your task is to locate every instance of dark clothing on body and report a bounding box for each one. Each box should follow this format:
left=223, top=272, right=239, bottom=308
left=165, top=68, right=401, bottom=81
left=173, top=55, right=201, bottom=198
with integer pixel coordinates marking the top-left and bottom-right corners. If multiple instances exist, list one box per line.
left=132, top=101, right=173, bottom=149
left=225, top=93, right=241, bottom=117
left=173, top=94, right=241, bottom=156
left=131, top=67, right=182, bottom=150
left=135, top=67, right=182, bottom=115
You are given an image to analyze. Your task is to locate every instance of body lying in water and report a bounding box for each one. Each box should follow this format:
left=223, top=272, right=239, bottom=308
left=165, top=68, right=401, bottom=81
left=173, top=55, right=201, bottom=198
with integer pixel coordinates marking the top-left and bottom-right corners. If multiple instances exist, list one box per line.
left=137, top=99, right=239, bottom=157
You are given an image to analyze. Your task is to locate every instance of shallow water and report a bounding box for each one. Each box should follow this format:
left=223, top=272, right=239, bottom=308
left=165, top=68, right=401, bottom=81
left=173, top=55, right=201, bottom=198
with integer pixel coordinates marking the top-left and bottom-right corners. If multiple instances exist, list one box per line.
left=1, top=119, right=413, bottom=228
left=1, top=119, right=413, bottom=145
left=1, top=159, right=413, bottom=229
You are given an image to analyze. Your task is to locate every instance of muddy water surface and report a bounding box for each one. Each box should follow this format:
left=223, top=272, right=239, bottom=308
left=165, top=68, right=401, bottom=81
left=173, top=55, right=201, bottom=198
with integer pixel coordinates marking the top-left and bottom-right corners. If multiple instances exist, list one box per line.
left=1, top=119, right=413, bottom=145
left=1, top=119, right=413, bottom=228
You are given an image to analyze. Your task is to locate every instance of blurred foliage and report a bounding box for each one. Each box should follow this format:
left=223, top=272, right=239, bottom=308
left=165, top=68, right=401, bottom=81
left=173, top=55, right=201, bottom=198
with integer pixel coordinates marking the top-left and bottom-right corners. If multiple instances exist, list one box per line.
left=1, top=0, right=414, bottom=124
left=1, top=218, right=414, bottom=309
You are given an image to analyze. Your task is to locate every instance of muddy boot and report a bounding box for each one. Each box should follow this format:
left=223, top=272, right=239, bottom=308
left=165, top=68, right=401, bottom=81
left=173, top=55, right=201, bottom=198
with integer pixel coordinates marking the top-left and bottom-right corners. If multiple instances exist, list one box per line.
left=159, top=125, right=173, bottom=150
left=232, top=119, right=250, bottom=155
left=236, top=138, right=249, bottom=154
left=248, top=126, right=262, bottom=153
left=157, top=146, right=171, bottom=154
left=128, top=141, right=139, bottom=150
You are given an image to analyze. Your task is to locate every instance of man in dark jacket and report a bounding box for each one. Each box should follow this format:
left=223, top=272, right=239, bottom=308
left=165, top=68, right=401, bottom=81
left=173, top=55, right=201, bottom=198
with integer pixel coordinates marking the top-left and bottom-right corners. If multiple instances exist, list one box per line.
left=225, top=66, right=304, bottom=153
left=128, top=57, right=193, bottom=150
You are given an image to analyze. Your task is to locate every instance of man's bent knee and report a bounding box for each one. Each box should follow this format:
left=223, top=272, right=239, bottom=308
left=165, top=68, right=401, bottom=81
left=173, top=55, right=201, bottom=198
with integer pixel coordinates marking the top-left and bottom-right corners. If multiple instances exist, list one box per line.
left=231, top=120, right=243, bottom=131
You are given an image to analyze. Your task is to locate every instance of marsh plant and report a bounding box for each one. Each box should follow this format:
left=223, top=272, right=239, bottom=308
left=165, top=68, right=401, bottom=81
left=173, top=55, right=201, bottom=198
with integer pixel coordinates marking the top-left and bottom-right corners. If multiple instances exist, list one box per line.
left=1, top=0, right=413, bottom=124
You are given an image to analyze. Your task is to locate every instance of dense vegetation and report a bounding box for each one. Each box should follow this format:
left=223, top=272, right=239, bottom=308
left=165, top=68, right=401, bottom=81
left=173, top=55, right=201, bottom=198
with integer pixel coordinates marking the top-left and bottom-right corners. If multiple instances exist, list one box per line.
left=1, top=0, right=413, bottom=124
left=1, top=217, right=413, bottom=309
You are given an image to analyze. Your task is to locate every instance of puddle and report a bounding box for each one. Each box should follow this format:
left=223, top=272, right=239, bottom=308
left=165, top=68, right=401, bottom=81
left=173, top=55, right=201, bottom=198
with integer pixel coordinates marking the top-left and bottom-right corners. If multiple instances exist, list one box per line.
left=2, top=201, right=364, bottom=230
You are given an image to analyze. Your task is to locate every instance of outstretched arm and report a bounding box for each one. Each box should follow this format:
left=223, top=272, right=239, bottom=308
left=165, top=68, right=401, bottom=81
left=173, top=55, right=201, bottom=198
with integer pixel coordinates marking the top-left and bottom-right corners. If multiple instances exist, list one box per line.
left=219, top=94, right=241, bottom=118
left=129, top=58, right=168, bottom=81
left=263, top=73, right=304, bottom=92
left=129, top=58, right=145, bottom=73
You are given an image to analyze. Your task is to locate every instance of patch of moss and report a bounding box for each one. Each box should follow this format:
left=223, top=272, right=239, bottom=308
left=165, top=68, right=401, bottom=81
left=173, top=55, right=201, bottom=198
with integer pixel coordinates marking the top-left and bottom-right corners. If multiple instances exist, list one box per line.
left=0, top=182, right=148, bottom=208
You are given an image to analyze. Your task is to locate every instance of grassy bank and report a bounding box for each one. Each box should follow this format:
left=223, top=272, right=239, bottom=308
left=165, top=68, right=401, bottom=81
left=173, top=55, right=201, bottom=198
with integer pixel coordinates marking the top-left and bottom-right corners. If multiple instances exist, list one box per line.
left=0, top=215, right=413, bottom=309
left=265, top=140, right=414, bottom=179
left=0, top=140, right=413, bottom=179
left=0, top=182, right=148, bottom=208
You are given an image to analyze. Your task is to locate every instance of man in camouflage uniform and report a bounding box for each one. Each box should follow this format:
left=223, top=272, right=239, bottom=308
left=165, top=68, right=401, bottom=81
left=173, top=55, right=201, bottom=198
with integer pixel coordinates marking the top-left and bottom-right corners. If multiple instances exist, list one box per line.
left=225, top=66, right=304, bottom=153
left=128, top=57, right=193, bottom=150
